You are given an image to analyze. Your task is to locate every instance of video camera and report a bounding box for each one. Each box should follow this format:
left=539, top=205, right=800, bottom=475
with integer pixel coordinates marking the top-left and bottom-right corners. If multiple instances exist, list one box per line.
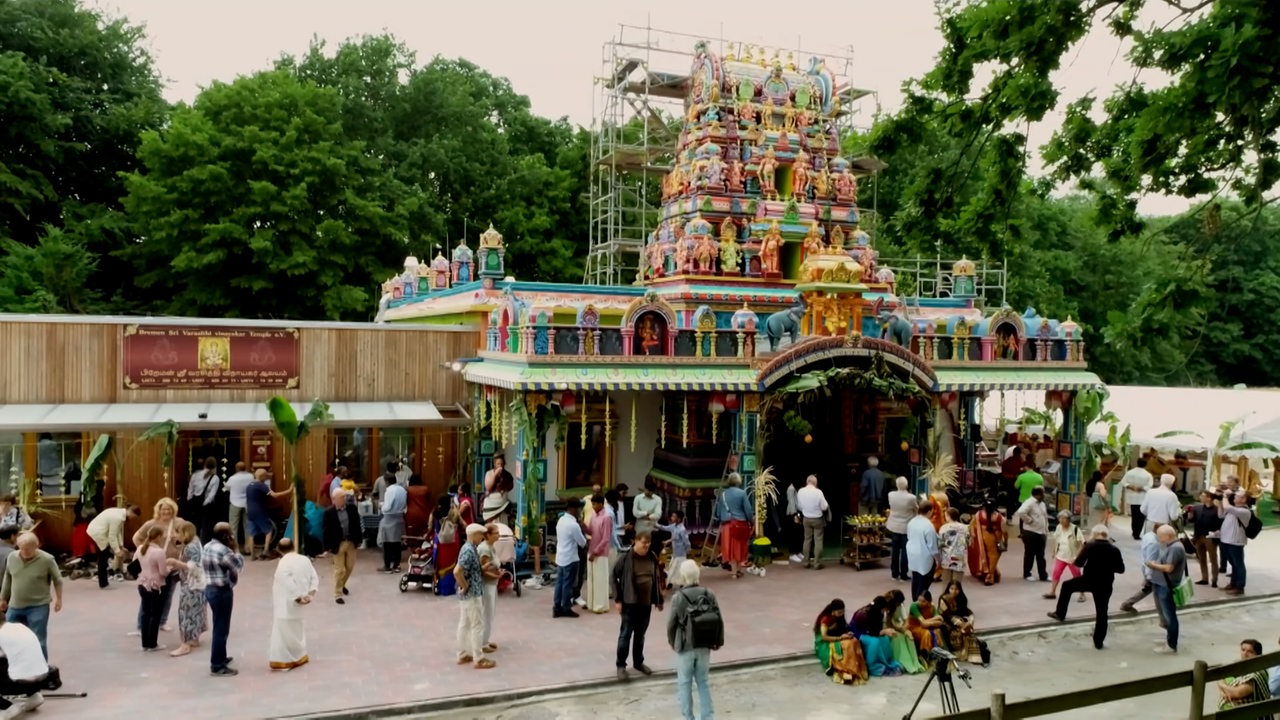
left=926, top=647, right=972, bottom=688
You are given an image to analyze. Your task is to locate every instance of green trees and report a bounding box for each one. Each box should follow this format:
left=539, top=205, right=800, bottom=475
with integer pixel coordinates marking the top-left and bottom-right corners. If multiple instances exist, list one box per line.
left=0, top=0, right=167, bottom=309
left=123, top=70, right=410, bottom=320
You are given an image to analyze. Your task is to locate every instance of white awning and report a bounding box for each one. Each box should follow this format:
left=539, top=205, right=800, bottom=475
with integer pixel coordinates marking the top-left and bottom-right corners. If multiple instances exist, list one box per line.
left=0, top=401, right=469, bottom=432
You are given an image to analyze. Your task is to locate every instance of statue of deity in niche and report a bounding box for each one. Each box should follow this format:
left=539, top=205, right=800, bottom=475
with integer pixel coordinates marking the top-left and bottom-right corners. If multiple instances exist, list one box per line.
left=758, top=148, right=779, bottom=200
left=726, top=158, right=744, bottom=193
left=760, top=220, right=783, bottom=276
left=814, top=167, right=831, bottom=200
left=718, top=217, right=741, bottom=273
left=801, top=220, right=825, bottom=260
left=791, top=149, right=812, bottom=199
left=637, top=315, right=663, bottom=356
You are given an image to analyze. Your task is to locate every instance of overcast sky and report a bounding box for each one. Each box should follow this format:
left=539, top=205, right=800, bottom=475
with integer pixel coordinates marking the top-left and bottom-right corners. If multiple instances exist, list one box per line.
left=94, top=0, right=1189, bottom=214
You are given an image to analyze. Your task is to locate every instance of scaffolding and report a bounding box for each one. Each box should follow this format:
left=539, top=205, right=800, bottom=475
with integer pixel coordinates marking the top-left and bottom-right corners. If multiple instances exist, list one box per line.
left=584, top=23, right=876, bottom=287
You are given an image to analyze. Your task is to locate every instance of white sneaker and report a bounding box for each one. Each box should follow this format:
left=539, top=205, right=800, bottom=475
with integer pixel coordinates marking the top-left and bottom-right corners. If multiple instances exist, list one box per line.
left=127, top=630, right=141, bottom=637
left=522, top=577, right=544, bottom=589
left=1154, top=646, right=1177, bottom=655
left=789, top=554, right=803, bottom=563
left=1, top=701, right=25, bottom=720
left=573, top=597, right=587, bottom=608
left=25, top=693, right=42, bottom=710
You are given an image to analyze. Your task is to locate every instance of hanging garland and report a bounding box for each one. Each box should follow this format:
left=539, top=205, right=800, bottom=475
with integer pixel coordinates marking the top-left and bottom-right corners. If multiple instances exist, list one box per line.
left=629, top=397, right=636, bottom=452
left=581, top=393, right=588, bottom=450
left=682, top=395, right=689, bottom=448
left=711, top=407, right=720, bottom=444
left=480, top=389, right=488, bottom=431
left=604, top=394, right=612, bottom=447
left=660, top=397, right=667, bottom=449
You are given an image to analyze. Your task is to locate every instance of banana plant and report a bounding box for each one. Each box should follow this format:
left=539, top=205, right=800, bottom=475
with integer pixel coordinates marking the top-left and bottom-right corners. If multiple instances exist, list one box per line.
left=1073, top=387, right=1130, bottom=482
left=749, top=466, right=779, bottom=537
left=1156, top=418, right=1280, bottom=485
left=266, top=397, right=333, bottom=544
left=81, top=433, right=113, bottom=513
left=136, top=420, right=180, bottom=497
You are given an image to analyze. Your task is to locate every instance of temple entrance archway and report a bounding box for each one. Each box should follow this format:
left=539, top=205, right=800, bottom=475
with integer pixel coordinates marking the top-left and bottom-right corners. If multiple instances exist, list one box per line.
left=757, top=336, right=936, bottom=557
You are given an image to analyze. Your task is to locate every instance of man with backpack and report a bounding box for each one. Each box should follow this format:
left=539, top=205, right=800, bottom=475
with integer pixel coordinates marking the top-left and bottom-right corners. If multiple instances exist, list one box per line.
left=667, top=559, right=721, bottom=720
left=1218, top=489, right=1258, bottom=596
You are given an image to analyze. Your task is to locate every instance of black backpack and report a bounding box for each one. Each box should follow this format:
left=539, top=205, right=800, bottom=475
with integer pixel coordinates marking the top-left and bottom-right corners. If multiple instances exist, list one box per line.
left=679, top=588, right=724, bottom=650
left=1245, top=512, right=1263, bottom=540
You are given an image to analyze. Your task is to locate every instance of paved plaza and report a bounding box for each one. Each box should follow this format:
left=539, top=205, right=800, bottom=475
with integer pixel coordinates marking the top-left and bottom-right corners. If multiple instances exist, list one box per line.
left=32, top=528, right=1280, bottom=719
left=416, top=599, right=1280, bottom=720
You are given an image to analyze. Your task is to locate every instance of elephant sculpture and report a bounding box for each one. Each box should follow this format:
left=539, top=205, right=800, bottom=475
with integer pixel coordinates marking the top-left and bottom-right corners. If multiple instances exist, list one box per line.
left=879, top=311, right=913, bottom=348
left=764, top=303, right=806, bottom=351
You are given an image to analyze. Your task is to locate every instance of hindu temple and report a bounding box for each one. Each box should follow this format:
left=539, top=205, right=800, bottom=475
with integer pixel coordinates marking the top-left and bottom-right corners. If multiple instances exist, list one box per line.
left=375, top=42, right=1101, bottom=543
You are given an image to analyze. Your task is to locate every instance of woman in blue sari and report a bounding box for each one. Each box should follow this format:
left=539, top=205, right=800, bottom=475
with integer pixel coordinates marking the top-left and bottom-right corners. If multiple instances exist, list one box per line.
left=850, top=595, right=904, bottom=677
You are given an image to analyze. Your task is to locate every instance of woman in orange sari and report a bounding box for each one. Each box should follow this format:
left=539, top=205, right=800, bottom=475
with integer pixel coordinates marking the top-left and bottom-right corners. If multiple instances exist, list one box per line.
left=907, top=590, right=947, bottom=654
left=968, top=498, right=1006, bottom=586
left=814, top=599, right=870, bottom=685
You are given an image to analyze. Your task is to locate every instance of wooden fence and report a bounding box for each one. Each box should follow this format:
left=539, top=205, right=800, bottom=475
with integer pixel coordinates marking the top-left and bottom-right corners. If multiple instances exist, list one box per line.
left=934, top=650, right=1280, bottom=719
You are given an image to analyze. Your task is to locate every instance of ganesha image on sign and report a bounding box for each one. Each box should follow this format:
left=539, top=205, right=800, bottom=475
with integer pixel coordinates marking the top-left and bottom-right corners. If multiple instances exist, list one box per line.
left=197, top=337, right=231, bottom=370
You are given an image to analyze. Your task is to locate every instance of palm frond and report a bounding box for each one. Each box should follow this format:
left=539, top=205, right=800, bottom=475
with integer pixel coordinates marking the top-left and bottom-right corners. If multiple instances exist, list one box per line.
left=923, top=452, right=959, bottom=493
left=750, top=466, right=780, bottom=536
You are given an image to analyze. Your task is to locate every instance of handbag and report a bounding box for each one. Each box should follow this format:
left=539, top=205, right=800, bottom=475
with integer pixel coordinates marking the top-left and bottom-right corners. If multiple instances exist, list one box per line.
left=1177, top=529, right=1196, bottom=555
left=1167, top=556, right=1193, bottom=607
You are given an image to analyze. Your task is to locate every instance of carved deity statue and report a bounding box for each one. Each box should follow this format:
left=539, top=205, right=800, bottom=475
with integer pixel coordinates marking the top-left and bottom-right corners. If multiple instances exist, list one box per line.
left=638, top=315, right=661, bottom=355
left=719, top=218, right=741, bottom=273
left=759, top=148, right=779, bottom=200
left=814, top=167, right=832, bottom=200
left=795, top=108, right=812, bottom=131
left=647, top=241, right=665, bottom=279
left=738, top=101, right=757, bottom=127
left=791, top=149, right=812, bottom=200
left=761, top=97, right=777, bottom=130
left=783, top=99, right=797, bottom=131
left=835, top=168, right=858, bottom=204
left=726, top=158, right=744, bottom=193
left=705, top=152, right=724, bottom=191
left=693, top=233, right=719, bottom=274
left=829, top=224, right=846, bottom=250
left=801, top=220, right=825, bottom=260
left=760, top=220, right=783, bottom=276
left=674, top=234, right=690, bottom=274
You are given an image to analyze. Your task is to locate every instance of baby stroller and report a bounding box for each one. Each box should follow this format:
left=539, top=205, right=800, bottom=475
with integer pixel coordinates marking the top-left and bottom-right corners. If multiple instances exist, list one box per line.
left=493, top=523, right=520, bottom=597
left=398, top=536, right=435, bottom=592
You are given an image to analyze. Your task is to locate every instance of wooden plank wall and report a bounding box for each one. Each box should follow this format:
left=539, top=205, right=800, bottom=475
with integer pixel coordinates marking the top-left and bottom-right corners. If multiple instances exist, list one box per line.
left=0, top=322, right=482, bottom=404
left=0, top=319, right=484, bottom=551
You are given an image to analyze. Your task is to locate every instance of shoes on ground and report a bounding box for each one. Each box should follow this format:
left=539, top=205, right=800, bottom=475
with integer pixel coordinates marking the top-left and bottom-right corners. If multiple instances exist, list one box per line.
left=573, top=597, right=587, bottom=608
left=635, top=664, right=654, bottom=675
left=335, top=597, right=345, bottom=604
left=24, top=693, right=43, bottom=711
left=210, top=666, right=239, bottom=677
left=789, top=554, right=803, bottom=563
left=1154, top=646, right=1177, bottom=655
left=0, top=702, right=25, bottom=720
left=617, top=667, right=629, bottom=681
left=342, top=587, right=350, bottom=595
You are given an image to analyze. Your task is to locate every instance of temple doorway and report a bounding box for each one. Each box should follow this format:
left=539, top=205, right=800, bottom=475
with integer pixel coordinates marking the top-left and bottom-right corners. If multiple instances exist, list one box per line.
left=758, top=350, right=933, bottom=557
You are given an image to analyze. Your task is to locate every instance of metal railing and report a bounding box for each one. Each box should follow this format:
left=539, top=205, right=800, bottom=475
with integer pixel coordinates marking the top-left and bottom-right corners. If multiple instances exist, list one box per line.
left=933, top=651, right=1280, bottom=719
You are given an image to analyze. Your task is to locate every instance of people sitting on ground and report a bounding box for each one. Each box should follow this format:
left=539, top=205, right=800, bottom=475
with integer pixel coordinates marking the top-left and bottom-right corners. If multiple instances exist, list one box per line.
left=850, top=595, right=904, bottom=677
left=813, top=599, right=869, bottom=685
left=1217, top=638, right=1272, bottom=714
left=907, top=590, right=946, bottom=655
left=883, top=589, right=925, bottom=674
left=939, top=581, right=980, bottom=663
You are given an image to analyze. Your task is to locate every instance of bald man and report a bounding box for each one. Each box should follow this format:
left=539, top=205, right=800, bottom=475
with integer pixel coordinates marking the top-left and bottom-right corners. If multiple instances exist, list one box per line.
left=1146, top=525, right=1187, bottom=655
left=0, top=533, right=61, bottom=660
left=324, top=490, right=361, bottom=604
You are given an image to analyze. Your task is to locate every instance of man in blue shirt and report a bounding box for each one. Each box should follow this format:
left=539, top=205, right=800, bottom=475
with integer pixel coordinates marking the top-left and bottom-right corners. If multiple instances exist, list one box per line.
left=378, top=474, right=408, bottom=573
left=906, top=501, right=940, bottom=602
left=553, top=499, right=586, bottom=618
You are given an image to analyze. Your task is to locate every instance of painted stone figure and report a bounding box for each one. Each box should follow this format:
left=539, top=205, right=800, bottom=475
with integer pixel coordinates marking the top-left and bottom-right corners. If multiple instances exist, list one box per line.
left=759, top=148, right=779, bottom=200
left=760, top=220, right=783, bottom=276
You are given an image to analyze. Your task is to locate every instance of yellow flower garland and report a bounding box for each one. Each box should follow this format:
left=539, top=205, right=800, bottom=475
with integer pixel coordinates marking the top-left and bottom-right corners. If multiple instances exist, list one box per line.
left=629, top=397, right=637, bottom=452
left=660, top=398, right=667, bottom=449
left=581, top=394, right=588, bottom=450
left=604, top=394, right=612, bottom=447
left=682, top=395, right=689, bottom=448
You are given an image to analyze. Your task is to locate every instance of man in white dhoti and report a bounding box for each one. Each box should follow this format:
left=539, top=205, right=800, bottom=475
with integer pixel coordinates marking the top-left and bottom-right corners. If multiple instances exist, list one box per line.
left=585, top=494, right=614, bottom=614
left=269, top=539, right=318, bottom=671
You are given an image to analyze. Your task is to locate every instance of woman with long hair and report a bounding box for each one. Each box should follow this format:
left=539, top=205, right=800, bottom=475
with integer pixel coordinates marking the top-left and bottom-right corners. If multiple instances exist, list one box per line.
left=968, top=498, right=1006, bottom=586
left=404, top=474, right=432, bottom=538
left=135, top=524, right=169, bottom=652
left=131, top=497, right=182, bottom=634
left=167, top=520, right=208, bottom=657
left=849, top=595, right=904, bottom=677
left=813, top=599, right=869, bottom=685
left=883, top=589, right=926, bottom=674
left=454, top=482, right=475, bottom=527
left=907, top=590, right=946, bottom=654
left=939, top=581, right=980, bottom=662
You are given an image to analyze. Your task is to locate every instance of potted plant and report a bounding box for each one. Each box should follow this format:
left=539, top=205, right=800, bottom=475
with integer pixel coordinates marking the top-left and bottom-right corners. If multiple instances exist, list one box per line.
left=748, top=466, right=779, bottom=565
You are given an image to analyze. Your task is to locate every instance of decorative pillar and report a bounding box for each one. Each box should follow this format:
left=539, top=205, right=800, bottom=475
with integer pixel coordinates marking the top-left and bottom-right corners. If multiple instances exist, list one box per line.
left=1058, top=391, right=1085, bottom=514
left=980, top=337, right=995, bottom=361
left=621, top=328, right=634, bottom=356
left=472, top=386, right=496, bottom=495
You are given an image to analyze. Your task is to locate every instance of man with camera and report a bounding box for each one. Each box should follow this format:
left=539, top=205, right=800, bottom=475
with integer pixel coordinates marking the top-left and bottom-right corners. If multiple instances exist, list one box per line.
left=1218, top=489, right=1252, bottom=596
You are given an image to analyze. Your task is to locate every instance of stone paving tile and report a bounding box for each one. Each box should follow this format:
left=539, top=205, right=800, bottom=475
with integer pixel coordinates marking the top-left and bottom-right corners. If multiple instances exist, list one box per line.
left=41, top=528, right=1280, bottom=720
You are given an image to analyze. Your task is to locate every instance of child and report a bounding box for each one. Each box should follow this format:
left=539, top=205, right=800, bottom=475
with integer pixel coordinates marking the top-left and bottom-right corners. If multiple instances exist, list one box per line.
left=657, top=510, right=690, bottom=588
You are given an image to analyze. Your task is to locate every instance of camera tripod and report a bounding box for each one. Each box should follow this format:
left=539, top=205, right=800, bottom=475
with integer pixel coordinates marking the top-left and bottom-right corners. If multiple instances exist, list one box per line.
left=903, top=656, right=971, bottom=720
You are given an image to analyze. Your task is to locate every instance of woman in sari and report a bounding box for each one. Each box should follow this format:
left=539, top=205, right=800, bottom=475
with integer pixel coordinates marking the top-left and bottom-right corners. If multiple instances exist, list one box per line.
left=850, top=596, right=904, bottom=677
left=432, top=496, right=461, bottom=596
left=813, top=599, right=869, bottom=685
left=883, top=589, right=925, bottom=674
left=968, top=498, right=1006, bottom=586
left=907, top=590, right=946, bottom=655
left=454, top=483, right=476, bottom=527
left=404, top=474, right=432, bottom=538
left=939, top=581, right=980, bottom=662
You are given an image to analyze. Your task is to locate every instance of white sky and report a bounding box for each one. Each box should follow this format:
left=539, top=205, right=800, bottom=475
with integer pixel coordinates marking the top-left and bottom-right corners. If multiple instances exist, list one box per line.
left=94, top=0, right=1190, bottom=215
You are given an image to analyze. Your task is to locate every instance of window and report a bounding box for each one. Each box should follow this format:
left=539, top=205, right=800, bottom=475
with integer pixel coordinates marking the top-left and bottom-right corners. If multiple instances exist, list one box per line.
left=35, top=433, right=83, bottom=498
left=330, top=428, right=371, bottom=485
left=377, top=428, right=417, bottom=477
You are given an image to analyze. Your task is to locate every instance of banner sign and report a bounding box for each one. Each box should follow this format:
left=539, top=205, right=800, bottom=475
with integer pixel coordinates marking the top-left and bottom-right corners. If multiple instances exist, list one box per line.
left=123, top=324, right=300, bottom=389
